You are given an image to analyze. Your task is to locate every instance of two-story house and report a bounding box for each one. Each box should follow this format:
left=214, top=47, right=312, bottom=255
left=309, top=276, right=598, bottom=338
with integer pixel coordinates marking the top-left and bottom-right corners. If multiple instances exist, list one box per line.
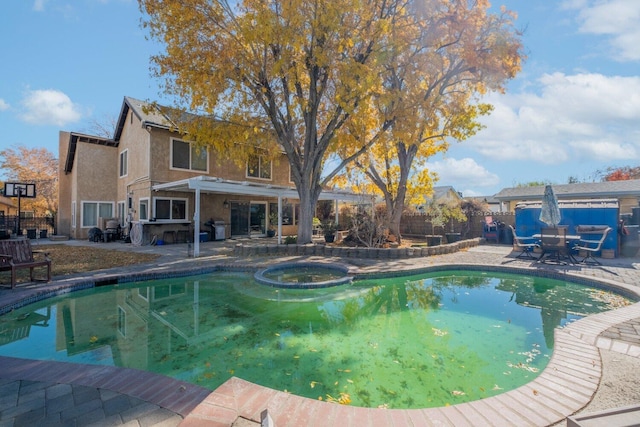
left=58, top=96, right=365, bottom=255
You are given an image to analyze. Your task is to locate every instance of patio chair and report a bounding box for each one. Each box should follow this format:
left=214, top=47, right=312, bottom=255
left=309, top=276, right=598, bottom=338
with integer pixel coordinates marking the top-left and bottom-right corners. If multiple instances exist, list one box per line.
left=539, top=227, right=569, bottom=264
left=509, top=225, right=539, bottom=259
left=483, top=216, right=499, bottom=243
left=573, top=226, right=611, bottom=265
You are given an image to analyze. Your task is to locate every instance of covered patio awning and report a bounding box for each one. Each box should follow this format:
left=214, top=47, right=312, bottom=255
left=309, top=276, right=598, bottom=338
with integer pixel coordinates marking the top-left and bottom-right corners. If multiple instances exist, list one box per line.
left=152, top=175, right=368, bottom=202
left=152, top=176, right=373, bottom=256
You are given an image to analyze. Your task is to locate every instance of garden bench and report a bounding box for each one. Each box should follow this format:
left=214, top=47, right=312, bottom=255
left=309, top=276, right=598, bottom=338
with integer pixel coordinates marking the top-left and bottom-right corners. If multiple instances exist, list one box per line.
left=0, top=239, right=51, bottom=288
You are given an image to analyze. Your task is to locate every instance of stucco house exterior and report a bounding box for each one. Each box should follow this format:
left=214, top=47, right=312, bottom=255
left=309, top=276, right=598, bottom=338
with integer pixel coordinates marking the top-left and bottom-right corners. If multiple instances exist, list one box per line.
left=58, top=96, right=365, bottom=255
left=493, top=181, right=640, bottom=214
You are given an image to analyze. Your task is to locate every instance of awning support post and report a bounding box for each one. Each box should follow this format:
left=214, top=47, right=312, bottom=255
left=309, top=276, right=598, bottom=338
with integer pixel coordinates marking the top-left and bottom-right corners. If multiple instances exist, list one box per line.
left=194, top=187, right=201, bottom=257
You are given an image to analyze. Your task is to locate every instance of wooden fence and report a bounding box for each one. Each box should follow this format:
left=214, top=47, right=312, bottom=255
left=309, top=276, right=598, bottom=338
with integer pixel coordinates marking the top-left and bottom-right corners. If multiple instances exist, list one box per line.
left=399, top=211, right=515, bottom=240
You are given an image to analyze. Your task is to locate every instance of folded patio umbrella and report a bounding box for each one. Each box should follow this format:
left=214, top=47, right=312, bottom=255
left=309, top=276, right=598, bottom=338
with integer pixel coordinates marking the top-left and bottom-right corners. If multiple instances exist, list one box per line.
left=539, top=185, right=561, bottom=227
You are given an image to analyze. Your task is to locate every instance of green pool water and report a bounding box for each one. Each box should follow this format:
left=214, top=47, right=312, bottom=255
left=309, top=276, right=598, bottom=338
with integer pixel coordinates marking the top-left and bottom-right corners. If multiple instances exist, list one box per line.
left=0, top=270, right=631, bottom=408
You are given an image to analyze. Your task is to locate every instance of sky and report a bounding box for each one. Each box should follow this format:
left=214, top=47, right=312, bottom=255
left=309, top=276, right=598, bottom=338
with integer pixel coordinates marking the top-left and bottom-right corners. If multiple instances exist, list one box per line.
left=1, top=0, right=639, bottom=197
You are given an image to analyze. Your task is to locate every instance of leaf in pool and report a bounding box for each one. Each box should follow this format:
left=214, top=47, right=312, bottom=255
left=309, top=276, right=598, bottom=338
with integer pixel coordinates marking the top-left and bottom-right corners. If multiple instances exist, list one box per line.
left=432, top=328, right=448, bottom=337
left=492, top=384, right=503, bottom=390
left=89, top=335, right=98, bottom=343
left=310, top=381, right=321, bottom=388
left=451, top=390, right=465, bottom=396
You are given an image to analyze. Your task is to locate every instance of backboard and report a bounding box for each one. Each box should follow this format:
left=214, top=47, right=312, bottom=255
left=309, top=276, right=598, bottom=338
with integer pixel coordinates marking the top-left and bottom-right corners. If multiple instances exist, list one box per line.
left=3, top=183, right=36, bottom=198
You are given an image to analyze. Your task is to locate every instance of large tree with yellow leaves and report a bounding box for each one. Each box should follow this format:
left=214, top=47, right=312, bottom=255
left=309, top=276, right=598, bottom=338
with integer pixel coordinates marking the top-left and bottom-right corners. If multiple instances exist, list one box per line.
left=139, top=0, right=522, bottom=243
left=335, top=2, right=523, bottom=242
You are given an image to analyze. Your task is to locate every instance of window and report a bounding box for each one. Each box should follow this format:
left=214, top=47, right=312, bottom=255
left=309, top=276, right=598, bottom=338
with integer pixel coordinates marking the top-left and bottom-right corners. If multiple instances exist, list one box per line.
left=154, top=198, right=187, bottom=220
left=269, top=202, right=294, bottom=225
left=119, top=150, right=128, bottom=177
left=139, top=199, right=149, bottom=220
left=171, top=139, right=208, bottom=172
left=247, top=155, right=272, bottom=180
left=81, top=202, right=113, bottom=228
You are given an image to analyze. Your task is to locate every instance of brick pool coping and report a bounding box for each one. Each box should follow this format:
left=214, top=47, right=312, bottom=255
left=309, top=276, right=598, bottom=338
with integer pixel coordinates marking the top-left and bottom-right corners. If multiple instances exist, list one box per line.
left=2, top=248, right=640, bottom=426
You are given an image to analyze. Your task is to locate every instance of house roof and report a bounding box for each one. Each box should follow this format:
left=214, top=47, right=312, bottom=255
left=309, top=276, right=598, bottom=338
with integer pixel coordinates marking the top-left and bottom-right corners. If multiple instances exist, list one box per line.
left=426, top=186, right=463, bottom=201
left=114, top=96, right=179, bottom=141
left=494, top=180, right=640, bottom=201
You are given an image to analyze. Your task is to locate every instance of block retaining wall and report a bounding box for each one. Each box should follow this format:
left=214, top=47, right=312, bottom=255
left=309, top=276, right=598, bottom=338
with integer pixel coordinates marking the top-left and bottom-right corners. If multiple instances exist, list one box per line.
left=233, top=237, right=482, bottom=259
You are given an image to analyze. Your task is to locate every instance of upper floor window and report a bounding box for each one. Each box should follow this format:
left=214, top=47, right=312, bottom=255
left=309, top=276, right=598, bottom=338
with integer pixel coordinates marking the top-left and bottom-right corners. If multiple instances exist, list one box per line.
left=154, top=197, right=187, bottom=220
left=171, top=139, right=208, bottom=172
left=119, top=149, right=128, bottom=177
left=247, top=155, right=272, bottom=180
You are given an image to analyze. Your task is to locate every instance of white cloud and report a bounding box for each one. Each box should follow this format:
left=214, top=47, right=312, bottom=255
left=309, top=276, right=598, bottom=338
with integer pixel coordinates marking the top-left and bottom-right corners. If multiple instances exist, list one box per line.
left=33, top=0, right=48, bottom=12
left=20, top=89, right=83, bottom=126
left=573, top=0, right=640, bottom=61
left=0, top=99, right=9, bottom=111
left=427, top=157, right=500, bottom=190
left=469, top=72, right=640, bottom=164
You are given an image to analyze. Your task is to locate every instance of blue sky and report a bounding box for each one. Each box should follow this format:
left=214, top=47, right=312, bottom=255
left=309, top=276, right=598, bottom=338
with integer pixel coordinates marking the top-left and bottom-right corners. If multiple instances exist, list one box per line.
left=1, top=0, right=639, bottom=197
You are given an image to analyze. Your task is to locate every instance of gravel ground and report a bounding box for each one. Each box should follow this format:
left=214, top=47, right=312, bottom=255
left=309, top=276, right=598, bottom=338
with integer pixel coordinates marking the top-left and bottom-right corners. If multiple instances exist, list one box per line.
left=553, top=349, right=640, bottom=426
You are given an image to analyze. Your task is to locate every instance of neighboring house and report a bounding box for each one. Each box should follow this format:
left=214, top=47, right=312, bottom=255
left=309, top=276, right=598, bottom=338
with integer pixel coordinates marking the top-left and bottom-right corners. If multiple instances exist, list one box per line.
left=58, top=96, right=366, bottom=255
left=416, top=186, right=463, bottom=212
left=0, top=195, right=17, bottom=216
left=466, top=195, right=499, bottom=212
left=493, top=180, right=640, bottom=214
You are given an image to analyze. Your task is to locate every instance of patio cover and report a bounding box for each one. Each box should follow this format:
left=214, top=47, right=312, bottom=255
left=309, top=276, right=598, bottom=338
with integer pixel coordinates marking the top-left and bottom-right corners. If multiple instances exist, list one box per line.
left=152, top=176, right=374, bottom=256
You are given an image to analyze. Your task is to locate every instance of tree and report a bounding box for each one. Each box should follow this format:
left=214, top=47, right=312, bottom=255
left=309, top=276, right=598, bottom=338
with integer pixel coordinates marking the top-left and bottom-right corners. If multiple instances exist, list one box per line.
left=597, top=166, right=640, bottom=182
left=0, top=145, right=58, bottom=215
left=516, top=180, right=553, bottom=187
left=141, top=0, right=400, bottom=243
left=334, top=1, right=523, bottom=242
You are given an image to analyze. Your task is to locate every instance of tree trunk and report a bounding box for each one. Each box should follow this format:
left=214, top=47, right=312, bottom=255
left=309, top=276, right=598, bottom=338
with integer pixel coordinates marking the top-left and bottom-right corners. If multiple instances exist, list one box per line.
left=296, top=182, right=322, bottom=244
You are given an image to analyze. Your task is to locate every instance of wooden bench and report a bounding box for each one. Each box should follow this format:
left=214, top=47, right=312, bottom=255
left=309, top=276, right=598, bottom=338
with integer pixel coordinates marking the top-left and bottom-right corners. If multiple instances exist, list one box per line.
left=0, top=239, right=52, bottom=288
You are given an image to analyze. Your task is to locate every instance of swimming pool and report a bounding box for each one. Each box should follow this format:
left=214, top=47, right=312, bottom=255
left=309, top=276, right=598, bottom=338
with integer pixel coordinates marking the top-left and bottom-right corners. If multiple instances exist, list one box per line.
left=0, top=270, right=631, bottom=409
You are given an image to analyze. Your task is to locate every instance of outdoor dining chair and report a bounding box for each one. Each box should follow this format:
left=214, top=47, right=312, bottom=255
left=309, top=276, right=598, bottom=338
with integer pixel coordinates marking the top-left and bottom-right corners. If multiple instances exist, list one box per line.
left=573, top=226, right=611, bottom=265
left=539, top=227, right=570, bottom=264
left=508, top=225, right=539, bottom=259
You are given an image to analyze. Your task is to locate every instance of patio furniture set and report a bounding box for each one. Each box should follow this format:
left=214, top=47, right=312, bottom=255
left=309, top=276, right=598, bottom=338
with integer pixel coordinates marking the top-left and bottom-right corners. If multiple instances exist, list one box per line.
left=509, top=224, right=611, bottom=265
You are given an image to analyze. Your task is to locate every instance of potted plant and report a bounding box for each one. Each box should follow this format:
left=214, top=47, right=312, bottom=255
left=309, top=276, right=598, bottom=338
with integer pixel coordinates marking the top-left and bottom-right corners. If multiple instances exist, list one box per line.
left=267, top=212, right=278, bottom=237
left=442, top=201, right=467, bottom=243
left=321, top=221, right=338, bottom=243
left=424, top=201, right=445, bottom=246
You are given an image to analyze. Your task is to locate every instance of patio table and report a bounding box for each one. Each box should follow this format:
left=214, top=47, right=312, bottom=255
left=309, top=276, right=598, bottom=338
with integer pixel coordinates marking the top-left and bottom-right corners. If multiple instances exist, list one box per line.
left=532, top=233, right=580, bottom=264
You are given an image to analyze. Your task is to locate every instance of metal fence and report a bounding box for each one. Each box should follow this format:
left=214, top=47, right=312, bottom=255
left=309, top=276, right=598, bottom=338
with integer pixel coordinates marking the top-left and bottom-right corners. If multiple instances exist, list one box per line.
left=0, top=214, right=56, bottom=239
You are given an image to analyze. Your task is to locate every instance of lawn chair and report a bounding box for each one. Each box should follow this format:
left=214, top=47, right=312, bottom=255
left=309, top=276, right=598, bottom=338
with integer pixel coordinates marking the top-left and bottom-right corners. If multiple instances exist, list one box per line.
left=573, top=226, right=611, bottom=265
left=509, top=225, right=539, bottom=259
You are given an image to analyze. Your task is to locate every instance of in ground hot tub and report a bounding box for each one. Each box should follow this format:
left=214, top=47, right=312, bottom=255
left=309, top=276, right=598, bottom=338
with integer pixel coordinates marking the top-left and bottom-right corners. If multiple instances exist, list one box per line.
left=254, top=262, right=352, bottom=288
